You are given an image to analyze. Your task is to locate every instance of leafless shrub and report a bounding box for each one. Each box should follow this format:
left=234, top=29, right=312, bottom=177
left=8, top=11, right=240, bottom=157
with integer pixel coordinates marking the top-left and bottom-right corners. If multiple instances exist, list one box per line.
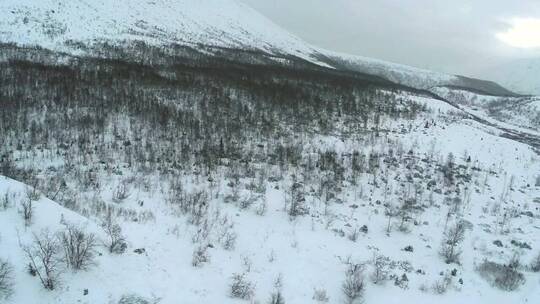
left=440, top=221, right=466, bottom=264
left=1, top=192, right=10, bottom=210
left=20, top=194, right=34, bottom=227
left=342, top=263, right=365, bottom=304
left=370, top=255, right=390, bottom=284
left=229, top=273, right=255, bottom=300
left=255, top=199, right=267, bottom=216
left=58, top=223, right=97, bottom=270
left=185, top=192, right=209, bottom=226
left=101, top=210, right=127, bottom=254
left=191, top=245, right=210, bottom=267
left=118, top=294, right=160, bottom=304
left=347, top=227, right=360, bottom=242
left=23, top=230, right=62, bottom=290
left=0, top=259, right=14, bottom=300
left=239, top=195, right=257, bottom=210
left=477, top=260, right=525, bottom=291
left=530, top=252, right=540, bottom=272
left=218, top=216, right=237, bottom=251
left=26, top=186, right=41, bottom=201
left=268, top=290, right=285, bottom=304
left=431, top=273, right=452, bottom=294
left=312, top=288, right=329, bottom=303
left=288, top=182, right=308, bottom=219
left=113, top=182, right=131, bottom=203
left=268, top=275, right=285, bottom=304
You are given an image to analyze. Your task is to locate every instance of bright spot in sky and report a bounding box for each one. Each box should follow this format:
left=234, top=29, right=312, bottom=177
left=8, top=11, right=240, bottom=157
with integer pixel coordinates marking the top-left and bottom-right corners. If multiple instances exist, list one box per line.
left=497, top=18, right=540, bottom=48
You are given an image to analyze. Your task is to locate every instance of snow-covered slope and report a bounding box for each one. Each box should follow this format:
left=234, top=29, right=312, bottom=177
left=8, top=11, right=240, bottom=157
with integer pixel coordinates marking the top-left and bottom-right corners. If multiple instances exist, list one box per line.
left=0, top=0, right=316, bottom=60
left=2, top=95, right=540, bottom=303
left=0, top=0, right=515, bottom=96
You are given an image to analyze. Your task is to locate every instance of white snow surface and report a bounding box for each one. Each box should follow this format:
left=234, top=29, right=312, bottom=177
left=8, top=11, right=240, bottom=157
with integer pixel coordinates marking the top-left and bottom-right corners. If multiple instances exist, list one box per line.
left=0, top=0, right=315, bottom=59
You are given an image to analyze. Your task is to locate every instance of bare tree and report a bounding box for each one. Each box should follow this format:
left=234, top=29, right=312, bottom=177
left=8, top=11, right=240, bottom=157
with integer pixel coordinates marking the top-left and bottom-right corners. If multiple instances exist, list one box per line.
left=101, top=210, right=126, bottom=254
left=58, top=223, right=97, bottom=270
left=20, top=188, right=38, bottom=227
left=23, top=230, right=62, bottom=290
left=440, top=221, right=466, bottom=264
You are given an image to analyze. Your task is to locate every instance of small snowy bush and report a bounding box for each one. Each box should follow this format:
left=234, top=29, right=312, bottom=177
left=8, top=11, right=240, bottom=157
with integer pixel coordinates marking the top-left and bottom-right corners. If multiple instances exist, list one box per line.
left=312, top=288, right=329, bottom=303
left=191, top=245, right=210, bottom=267
left=431, top=273, right=452, bottom=294
left=370, top=255, right=390, bottom=284
left=229, top=273, right=255, bottom=300
left=342, top=264, right=365, bottom=304
left=118, top=294, right=160, bottom=304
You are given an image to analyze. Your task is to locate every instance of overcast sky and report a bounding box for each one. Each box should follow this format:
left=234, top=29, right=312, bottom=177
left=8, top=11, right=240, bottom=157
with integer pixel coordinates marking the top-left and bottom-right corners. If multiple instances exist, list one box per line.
left=243, top=0, right=540, bottom=77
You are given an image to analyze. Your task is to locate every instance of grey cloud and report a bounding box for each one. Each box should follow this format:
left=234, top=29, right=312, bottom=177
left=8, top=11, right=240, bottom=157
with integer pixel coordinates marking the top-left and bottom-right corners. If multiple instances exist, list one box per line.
left=242, top=0, right=540, bottom=77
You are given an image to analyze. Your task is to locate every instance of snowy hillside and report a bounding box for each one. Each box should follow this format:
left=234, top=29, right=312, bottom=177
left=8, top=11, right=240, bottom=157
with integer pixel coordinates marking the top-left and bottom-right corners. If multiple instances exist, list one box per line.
left=0, top=0, right=515, bottom=96
left=0, top=0, right=316, bottom=60
left=1, top=1, right=540, bottom=304
left=479, top=58, right=540, bottom=96
left=2, top=90, right=540, bottom=303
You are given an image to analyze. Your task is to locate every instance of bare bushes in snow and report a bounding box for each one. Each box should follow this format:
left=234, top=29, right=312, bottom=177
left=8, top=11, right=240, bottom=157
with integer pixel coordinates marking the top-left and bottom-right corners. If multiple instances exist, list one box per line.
left=101, top=210, right=127, bottom=254
left=113, top=182, right=131, bottom=203
left=229, top=273, right=255, bottom=300
left=0, top=259, right=14, bottom=300
left=20, top=187, right=39, bottom=227
left=440, top=221, right=466, bottom=264
left=431, top=272, right=453, bottom=294
left=58, top=222, right=97, bottom=270
left=287, top=182, right=308, bottom=219
left=191, top=245, right=210, bottom=267
left=530, top=252, right=540, bottom=272
left=477, top=260, right=525, bottom=291
left=268, top=275, right=285, bottom=304
left=23, top=230, right=62, bottom=290
left=312, top=288, right=329, bottom=303
left=370, top=254, right=390, bottom=284
left=118, top=294, right=160, bottom=304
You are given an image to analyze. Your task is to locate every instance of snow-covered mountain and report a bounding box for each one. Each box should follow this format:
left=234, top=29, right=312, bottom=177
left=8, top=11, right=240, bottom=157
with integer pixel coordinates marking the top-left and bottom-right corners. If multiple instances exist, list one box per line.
left=0, top=0, right=314, bottom=57
left=2, top=1, right=540, bottom=304
left=480, top=58, right=540, bottom=96
left=0, top=0, right=515, bottom=96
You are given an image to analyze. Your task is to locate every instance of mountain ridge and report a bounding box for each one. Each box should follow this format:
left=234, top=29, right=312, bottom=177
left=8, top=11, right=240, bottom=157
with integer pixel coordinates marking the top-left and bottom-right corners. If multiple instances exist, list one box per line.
left=0, top=0, right=518, bottom=96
